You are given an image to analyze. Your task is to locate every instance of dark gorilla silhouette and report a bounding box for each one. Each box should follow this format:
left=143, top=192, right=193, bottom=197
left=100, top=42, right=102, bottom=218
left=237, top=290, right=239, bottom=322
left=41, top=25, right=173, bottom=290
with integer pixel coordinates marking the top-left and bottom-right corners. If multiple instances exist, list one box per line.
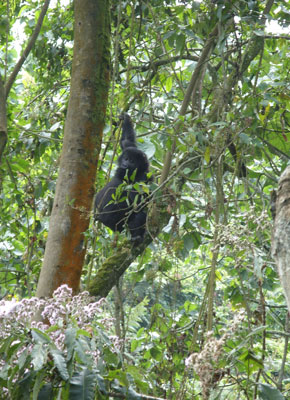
left=94, top=114, right=151, bottom=242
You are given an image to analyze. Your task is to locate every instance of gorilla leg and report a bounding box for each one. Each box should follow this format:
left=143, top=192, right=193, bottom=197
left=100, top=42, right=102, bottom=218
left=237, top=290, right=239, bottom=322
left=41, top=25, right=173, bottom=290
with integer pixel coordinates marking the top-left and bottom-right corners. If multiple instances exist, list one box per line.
left=128, top=211, right=147, bottom=242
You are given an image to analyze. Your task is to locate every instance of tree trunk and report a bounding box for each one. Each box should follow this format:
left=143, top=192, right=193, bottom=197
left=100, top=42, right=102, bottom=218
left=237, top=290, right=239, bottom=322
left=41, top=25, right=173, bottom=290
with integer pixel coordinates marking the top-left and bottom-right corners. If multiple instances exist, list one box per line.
left=36, top=0, right=110, bottom=298
left=272, top=165, right=290, bottom=314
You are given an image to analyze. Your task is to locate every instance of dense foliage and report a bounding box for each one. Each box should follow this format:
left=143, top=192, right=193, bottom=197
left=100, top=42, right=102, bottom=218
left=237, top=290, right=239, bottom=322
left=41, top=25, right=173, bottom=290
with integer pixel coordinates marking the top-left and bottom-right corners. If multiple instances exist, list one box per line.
left=1, top=0, right=290, bottom=398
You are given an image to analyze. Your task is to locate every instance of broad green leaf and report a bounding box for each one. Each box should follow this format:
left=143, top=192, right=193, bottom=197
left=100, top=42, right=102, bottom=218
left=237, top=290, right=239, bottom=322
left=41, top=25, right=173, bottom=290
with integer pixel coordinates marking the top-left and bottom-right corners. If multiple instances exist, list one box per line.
left=258, top=383, right=285, bottom=400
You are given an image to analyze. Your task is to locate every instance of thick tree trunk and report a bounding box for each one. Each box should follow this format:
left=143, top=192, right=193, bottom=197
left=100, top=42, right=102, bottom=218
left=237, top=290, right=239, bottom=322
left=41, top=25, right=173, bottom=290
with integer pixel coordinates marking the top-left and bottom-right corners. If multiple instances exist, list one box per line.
left=272, top=166, right=290, bottom=313
left=37, top=0, right=110, bottom=298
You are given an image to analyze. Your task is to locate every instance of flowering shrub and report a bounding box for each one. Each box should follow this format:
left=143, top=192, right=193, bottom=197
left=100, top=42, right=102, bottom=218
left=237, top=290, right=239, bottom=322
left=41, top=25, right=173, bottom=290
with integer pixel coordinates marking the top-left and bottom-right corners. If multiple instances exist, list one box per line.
left=1, top=287, right=286, bottom=399
left=0, top=285, right=129, bottom=399
left=185, top=312, right=245, bottom=399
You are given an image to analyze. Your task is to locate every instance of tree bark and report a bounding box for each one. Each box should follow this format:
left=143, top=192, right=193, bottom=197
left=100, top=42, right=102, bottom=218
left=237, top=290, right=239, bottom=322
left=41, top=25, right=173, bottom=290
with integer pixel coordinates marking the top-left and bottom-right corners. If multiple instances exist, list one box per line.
left=272, top=165, right=290, bottom=314
left=36, top=0, right=110, bottom=298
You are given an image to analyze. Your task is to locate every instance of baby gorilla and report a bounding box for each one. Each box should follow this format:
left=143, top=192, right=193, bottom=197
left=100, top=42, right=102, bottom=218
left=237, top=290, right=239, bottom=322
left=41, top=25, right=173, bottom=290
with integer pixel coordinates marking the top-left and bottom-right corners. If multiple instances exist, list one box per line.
left=94, top=114, right=151, bottom=243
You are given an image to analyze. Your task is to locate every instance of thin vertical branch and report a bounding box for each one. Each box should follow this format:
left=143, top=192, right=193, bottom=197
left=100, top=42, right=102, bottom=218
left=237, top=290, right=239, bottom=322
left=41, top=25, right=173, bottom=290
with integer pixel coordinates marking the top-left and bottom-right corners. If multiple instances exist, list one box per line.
left=5, top=0, right=51, bottom=97
left=160, top=23, right=219, bottom=185
left=0, top=77, right=7, bottom=163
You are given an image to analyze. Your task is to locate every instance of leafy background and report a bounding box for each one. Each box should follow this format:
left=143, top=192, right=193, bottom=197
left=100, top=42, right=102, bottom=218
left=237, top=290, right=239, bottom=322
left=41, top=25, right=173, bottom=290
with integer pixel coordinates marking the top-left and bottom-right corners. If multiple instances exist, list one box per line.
left=1, top=0, right=290, bottom=398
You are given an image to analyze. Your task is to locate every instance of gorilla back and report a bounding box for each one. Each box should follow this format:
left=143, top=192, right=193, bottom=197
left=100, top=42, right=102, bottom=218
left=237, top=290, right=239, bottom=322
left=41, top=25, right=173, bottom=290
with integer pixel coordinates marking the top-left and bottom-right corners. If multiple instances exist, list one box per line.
left=94, top=114, right=151, bottom=242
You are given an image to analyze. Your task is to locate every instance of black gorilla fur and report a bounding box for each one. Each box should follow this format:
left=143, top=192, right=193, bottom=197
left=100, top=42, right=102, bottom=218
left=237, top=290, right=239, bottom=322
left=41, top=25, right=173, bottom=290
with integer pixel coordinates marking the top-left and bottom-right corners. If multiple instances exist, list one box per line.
left=94, top=114, right=151, bottom=242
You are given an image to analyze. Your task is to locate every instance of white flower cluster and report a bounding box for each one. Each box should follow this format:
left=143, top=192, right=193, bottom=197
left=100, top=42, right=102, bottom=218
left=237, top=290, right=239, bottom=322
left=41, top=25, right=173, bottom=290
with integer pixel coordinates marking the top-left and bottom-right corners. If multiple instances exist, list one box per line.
left=0, top=285, right=114, bottom=348
left=185, top=311, right=245, bottom=398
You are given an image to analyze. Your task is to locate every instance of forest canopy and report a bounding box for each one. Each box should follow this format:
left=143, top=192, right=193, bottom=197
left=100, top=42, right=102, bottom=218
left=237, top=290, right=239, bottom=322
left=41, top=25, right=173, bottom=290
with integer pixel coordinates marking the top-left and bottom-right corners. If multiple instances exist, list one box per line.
left=0, top=0, right=290, bottom=399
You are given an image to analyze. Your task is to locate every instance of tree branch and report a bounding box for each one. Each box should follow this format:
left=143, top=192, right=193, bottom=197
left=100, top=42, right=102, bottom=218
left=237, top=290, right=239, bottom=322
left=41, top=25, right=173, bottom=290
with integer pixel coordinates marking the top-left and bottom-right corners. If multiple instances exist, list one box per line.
left=5, top=0, right=50, bottom=97
left=159, top=22, right=219, bottom=185
left=120, top=55, right=199, bottom=74
left=0, top=76, right=7, bottom=163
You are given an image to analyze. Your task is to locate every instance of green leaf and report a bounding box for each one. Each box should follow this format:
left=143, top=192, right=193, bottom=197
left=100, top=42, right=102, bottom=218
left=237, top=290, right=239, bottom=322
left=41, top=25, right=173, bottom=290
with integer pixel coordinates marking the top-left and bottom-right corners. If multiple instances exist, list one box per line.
left=246, top=325, right=267, bottom=338
left=12, top=240, right=26, bottom=253
left=96, top=374, right=107, bottom=395
left=34, top=182, right=43, bottom=199
left=14, top=372, right=34, bottom=400
left=12, top=159, right=31, bottom=173
left=131, top=339, right=139, bottom=352
left=138, top=140, right=156, bottom=158
left=31, top=329, right=51, bottom=344
left=74, top=337, right=90, bottom=364
left=150, top=347, right=162, bottom=361
left=166, top=77, right=173, bottom=92
left=32, top=370, right=46, bottom=400
left=239, top=132, right=252, bottom=144
left=258, top=383, right=285, bottom=400
left=50, top=348, right=69, bottom=381
left=239, top=350, right=263, bottom=373
left=31, top=343, right=47, bottom=371
left=176, top=34, right=185, bottom=53
left=0, top=363, right=10, bottom=380
left=18, top=348, right=30, bottom=371
left=111, top=381, right=142, bottom=400
left=37, top=384, right=53, bottom=400
left=69, top=369, right=97, bottom=400
left=204, top=146, right=211, bottom=164
left=65, top=327, right=77, bottom=361
left=254, top=29, right=265, bottom=36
